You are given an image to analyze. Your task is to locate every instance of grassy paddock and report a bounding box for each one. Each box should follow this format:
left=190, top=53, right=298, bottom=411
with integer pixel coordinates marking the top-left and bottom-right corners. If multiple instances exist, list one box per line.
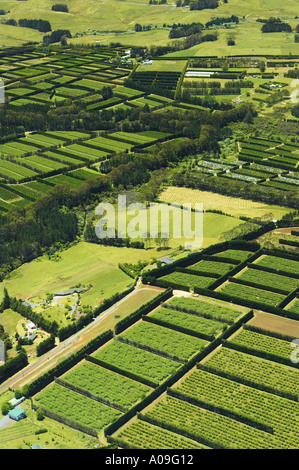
left=158, top=186, right=292, bottom=220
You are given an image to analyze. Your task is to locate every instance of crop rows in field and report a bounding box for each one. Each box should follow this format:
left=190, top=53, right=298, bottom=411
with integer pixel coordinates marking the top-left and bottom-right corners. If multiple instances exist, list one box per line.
left=201, top=347, right=299, bottom=401
left=254, top=255, right=299, bottom=276
left=261, top=180, right=299, bottom=192
left=61, top=361, right=151, bottom=411
left=228, top=328, right=297, bottom=366
left=33, top=382, right=122, bottom=433
left=218, top=281, right=285, bottom=306
left=213, top=249, right=254, bottom=263
left=130, top=71, right=181, bottom=91
left=119, top=320, right=207, bottom=361
left=187, top=259, right=236, bottom=276
left=220, top=171, right=262, bottom=183
left=0, top=186, right=20, bottom=201
left=139, top=394, right=282, bottom=449
left=286, top=298, right=299, bottom=315
left=158, top=271, right=218, bottom=290
left=235, top=267, right=299, bottom=293
left=114, top=419, right=206, bottom=449
left=45, top=174, right=83, bottom=189
left=232, top=167, right=271, bottom=179
left=164, top=296, right=243, bottom=324
left=91, top=340, right=180, bottom=387
left=0, top=129, right=170, bottom=206
left=171, top=368, right=299, bottom=448
left=148, top=306, right=226, bottom=339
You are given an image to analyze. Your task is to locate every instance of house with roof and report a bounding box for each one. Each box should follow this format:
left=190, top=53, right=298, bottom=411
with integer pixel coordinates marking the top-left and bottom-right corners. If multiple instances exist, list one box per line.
left=9, top=397, right=25, bottom=408
left=8, top=407, right=26, bottom=421
left=31, top=444, right=43, bottom=449
left=160, top=257, right=175, bottom=265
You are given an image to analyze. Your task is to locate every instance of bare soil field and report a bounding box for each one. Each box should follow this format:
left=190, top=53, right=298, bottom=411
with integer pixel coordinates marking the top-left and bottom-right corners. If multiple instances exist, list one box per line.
left=248, top=310, right=299, bottom=338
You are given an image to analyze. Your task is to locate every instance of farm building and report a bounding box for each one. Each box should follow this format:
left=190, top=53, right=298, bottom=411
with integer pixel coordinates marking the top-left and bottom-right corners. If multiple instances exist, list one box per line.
left=0, top=340, right=5, bottom=365
left=160, top=257, right=175, bottom=265
left=9, top=397, right=25, bottom=408
left=21, top=333, right=37, bottom=341
left=8, top=407, right=26, bottom=421
left=54, top=287, right=83, bottom=296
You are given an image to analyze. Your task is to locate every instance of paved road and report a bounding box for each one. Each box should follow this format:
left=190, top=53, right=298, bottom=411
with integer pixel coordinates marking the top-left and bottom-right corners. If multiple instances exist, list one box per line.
left=0, top=282, right=142, bottom=394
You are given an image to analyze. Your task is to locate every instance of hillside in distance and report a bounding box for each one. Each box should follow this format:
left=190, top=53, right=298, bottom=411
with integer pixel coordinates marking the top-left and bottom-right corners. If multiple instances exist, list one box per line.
left=0, top=0, right=299, bottom=51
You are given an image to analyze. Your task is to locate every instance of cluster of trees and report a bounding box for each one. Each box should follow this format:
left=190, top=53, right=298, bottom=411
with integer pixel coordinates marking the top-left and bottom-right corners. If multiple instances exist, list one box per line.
left=149, top=0, right=167, bottom=4
left=169, top=22, right=203, bottom=39
left=284, top=68, right=299, bottom=79
left=84, top=221, right=145, bottom=249
left=205, top=15, right=239, bottom=28
left=36, top=335, right=56, bottom=356
left=261, top=18, right=292, bottom=33
left=51, top=4, right=69, bottom=12
left=189, top=0, right=219, bottom=10
left=43, top=29, right=72, bottom=44
left=291, top=103, right=299, bottom=119
left=0, top=203, right=78, bottom=281
left=0, top=323, right=11, bottom=351
left=18, top=18, right=52, bottom=32
left=170, top=167, right=299, bottom=209
left=177, top=0, right=219, bottom=9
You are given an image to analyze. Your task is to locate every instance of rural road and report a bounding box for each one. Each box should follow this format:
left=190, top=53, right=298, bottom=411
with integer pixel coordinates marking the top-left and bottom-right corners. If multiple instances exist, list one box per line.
left=0, top=280, right=144, bottom=394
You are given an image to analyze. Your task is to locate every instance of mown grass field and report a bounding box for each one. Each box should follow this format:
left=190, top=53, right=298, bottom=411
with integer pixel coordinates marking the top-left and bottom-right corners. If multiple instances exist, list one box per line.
left=113, top=202, right=245, bottom=249
left=158, top=186, right=291, bottom=219
left=0, top=207, right=245, bottom=305
left=1, top=0, right=299, bottom=51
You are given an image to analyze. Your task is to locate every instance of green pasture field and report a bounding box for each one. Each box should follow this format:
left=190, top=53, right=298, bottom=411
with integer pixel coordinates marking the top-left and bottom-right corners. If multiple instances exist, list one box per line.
left=0, top=241, right=169, bottom=307
left=25, top=134, right=65, bottom=147
left=137, top=60, right=187, bottom=73
left=25, top=155, right=68, bottom=171
left=0, top=308, right=24, bottom=337
left=213, top=249, right=255, bottom=262
left=45, top=131, right=91, bottom=140
left=0, top=0, right=295, bottom=52
left=72, top=79, right=107, bottom=90
left=110, top=202, right=247, bottom=250
left=4, top=141, right=40, bottom=154
left=55, top=87, right=88, bottom=98
left=42, top=150, right=87, bottom=165
left=7, top=88, right=35, bottom=97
